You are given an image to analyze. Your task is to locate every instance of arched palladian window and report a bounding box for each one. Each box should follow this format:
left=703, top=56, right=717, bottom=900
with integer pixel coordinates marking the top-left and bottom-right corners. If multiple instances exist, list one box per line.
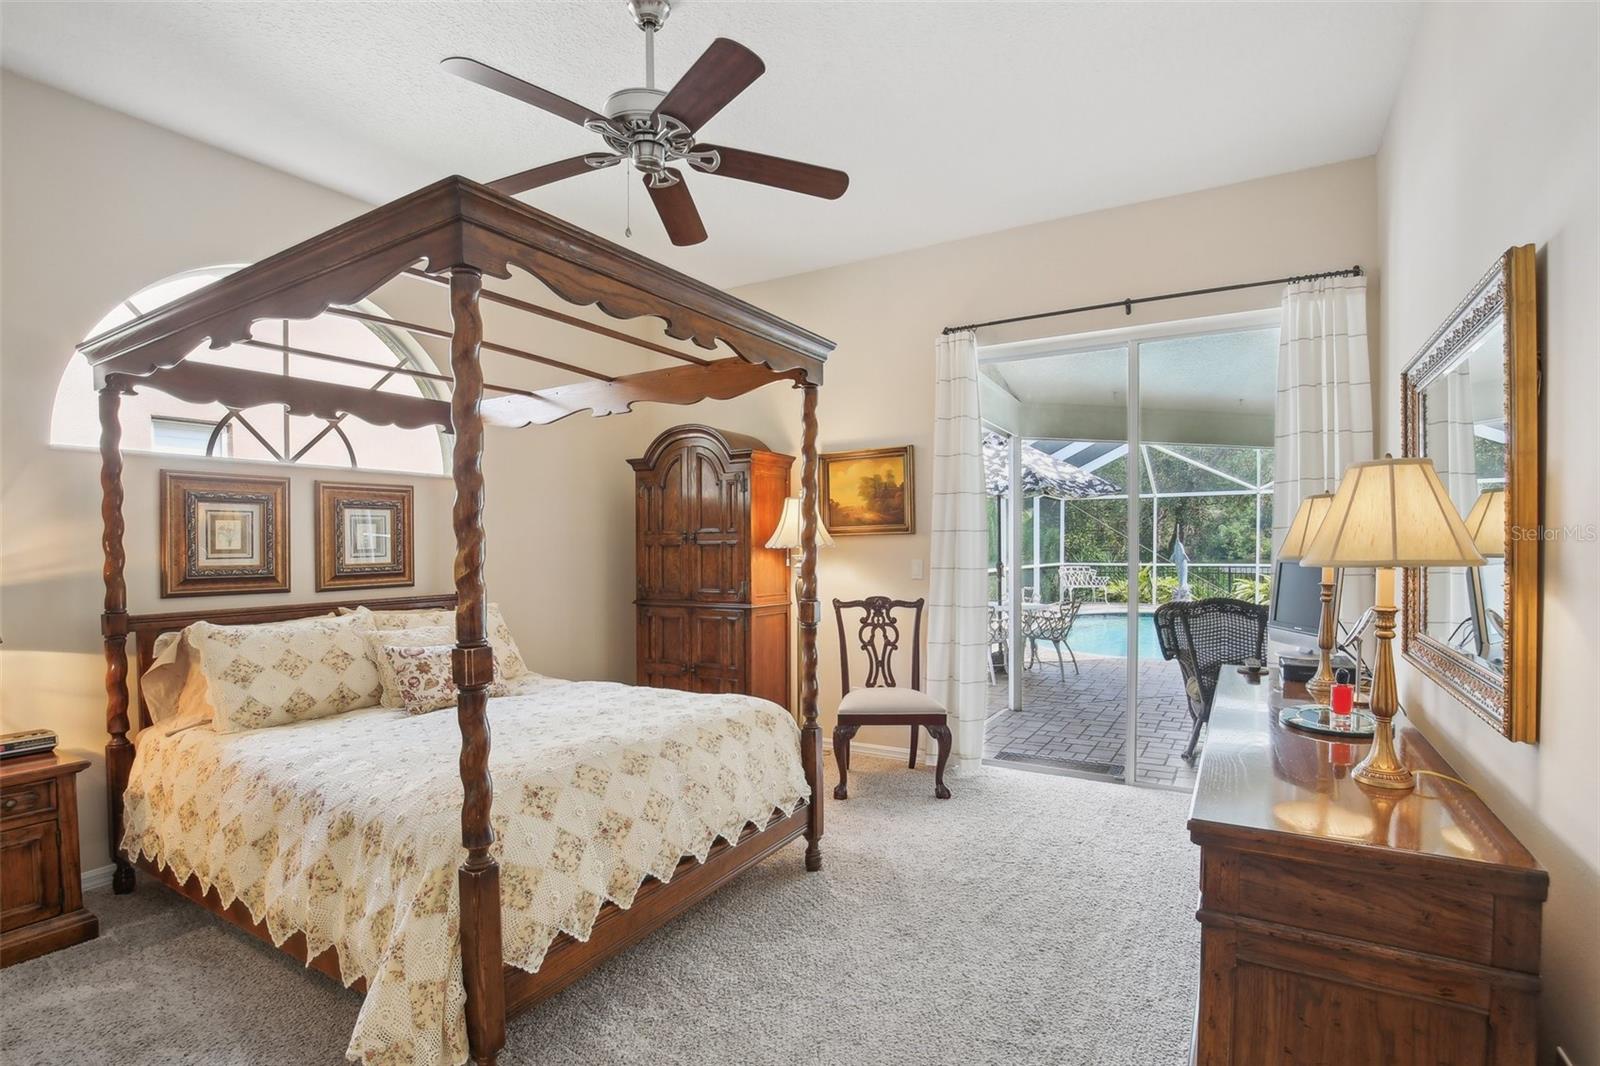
left=52, top=266, right=449, bottom=475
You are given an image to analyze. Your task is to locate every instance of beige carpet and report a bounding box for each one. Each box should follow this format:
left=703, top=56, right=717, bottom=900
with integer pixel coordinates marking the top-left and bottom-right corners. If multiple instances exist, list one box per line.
left=0, top=756, right=1198, bottom=1065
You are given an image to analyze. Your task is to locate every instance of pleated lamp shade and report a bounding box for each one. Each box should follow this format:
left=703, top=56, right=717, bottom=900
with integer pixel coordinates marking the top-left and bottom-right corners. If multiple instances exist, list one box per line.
left=1462, top=488, right=1506, bottom=559
left=765, top=497, right=835, bottom=551
left=1302, top=457, right=1486, bottom=568
left=1278, top=492, right=1335, bottom=562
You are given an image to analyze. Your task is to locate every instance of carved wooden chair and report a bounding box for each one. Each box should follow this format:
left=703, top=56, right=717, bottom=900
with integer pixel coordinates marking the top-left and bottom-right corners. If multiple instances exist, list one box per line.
left=1154, top=597, right=1268, bottom=761
left=832, top=596, right=952, bottom=800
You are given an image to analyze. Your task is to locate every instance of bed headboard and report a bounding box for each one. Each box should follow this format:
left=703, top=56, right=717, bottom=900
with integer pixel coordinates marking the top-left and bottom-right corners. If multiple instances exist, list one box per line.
left=125, top=593, right=457, bottom=730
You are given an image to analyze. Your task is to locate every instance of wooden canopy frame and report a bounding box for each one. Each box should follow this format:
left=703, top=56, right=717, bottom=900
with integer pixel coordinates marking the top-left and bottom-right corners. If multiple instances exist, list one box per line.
left=82, top=175, right=831, bottom=1066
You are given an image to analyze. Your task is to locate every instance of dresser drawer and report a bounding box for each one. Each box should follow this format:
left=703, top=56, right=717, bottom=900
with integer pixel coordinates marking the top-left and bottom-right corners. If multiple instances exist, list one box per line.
left=0, top=779, right=56, bottom=826
left=1232, top=848, right=1497, bottom=965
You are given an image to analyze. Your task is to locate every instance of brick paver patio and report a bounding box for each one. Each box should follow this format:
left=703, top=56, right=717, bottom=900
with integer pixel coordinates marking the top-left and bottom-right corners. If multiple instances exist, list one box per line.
left=984, top=650, right=1201, bottom=790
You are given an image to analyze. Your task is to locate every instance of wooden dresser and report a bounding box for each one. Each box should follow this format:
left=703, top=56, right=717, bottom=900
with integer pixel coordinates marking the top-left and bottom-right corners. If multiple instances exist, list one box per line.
left=1188, top=672, right=1545, bottom=1065
left=1, top=753, right=98, bottom=966
left=629, top=425, right=794, bottom=710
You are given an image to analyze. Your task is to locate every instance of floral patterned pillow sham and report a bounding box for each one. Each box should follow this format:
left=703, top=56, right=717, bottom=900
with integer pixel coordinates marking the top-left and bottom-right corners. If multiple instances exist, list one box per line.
left=366, top=639, right=525, bottom=714
left=343, top=603, right=532, bottom=678
left=186, top=610, right=382, bottom=732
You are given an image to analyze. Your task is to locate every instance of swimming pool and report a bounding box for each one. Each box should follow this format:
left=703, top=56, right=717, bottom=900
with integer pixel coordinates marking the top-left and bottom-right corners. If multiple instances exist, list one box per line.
left=1068, top=610, right=1162, bottom=660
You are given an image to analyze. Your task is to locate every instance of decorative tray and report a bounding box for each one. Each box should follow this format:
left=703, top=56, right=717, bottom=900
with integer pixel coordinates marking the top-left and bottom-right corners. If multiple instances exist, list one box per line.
left=1279, top=704, right=1376, bottom=739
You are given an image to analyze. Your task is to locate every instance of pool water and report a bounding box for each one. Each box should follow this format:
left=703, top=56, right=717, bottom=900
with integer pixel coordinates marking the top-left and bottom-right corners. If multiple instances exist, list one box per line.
left=1069, top=611, right=1162, bottom=660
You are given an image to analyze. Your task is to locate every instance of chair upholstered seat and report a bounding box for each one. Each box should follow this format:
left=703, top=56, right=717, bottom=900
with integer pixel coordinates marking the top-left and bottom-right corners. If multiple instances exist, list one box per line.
left=837, top=686, right=947, bottom=717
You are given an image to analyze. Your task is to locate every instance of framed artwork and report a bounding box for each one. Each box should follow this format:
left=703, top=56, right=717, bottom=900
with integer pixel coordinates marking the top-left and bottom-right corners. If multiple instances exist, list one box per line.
left=160, top=471, right=290, bottom=597
left=315, top=481, right=414, bottom=591
left=820, top=446, right=915, bottom=535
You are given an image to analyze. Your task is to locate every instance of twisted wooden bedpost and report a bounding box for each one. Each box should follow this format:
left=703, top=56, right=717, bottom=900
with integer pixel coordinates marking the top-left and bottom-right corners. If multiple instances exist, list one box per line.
left=798, top=383, right=824, bottom=872
left=98, top=386, right=136, bottom=895
left=449, top=268, right=506, bottom=1066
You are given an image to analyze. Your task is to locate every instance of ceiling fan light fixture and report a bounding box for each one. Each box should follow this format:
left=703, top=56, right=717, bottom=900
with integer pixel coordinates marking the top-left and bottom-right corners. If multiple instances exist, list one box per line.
left=447, top=0, right=847, bottom=245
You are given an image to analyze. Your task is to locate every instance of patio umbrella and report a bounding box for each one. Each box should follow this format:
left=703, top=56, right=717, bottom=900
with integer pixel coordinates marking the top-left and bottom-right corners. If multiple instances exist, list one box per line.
left=983, top=433, right=1117, bottom=499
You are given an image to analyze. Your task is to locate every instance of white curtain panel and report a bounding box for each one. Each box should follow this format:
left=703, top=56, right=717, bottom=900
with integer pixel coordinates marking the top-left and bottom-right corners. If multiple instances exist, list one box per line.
left=1274, top=274, right=1375, bottom=624
left=926, top=330, right=989, bottom=774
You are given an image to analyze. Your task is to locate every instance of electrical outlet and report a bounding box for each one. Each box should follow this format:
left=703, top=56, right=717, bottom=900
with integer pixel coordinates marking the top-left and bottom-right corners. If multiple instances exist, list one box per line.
left=910, top=558, right=925, bottom=580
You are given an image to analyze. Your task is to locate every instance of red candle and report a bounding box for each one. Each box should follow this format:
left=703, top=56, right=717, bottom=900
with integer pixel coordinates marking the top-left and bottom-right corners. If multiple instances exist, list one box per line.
left=1331, top=682, right=1355, bottom=716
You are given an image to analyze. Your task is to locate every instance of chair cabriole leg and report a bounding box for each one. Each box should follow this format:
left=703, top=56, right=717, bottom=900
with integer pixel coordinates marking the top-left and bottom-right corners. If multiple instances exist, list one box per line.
left=931, top=723, right=952, bottom=799
left=832, top=723, right=856, bottom=800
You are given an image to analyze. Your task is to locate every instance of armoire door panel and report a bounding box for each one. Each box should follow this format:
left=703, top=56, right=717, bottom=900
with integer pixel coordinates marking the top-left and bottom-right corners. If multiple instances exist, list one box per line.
left=691, top=609, right=746, bottom=692
left=637, top=606, right=694, bottom=691
left=637, top=452, right=696, bottom=602
left=689, top=446, right=748, bottom=603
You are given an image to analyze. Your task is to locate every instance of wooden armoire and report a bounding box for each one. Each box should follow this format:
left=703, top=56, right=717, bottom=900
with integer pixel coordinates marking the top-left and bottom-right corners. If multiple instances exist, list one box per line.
left=629, top=425, right=794, bottom=710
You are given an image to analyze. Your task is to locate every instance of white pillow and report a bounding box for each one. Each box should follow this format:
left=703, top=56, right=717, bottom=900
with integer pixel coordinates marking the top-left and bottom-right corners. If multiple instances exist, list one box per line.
left=346, top=604, right=532, bottom=679
left=140, top=631, right=189, bottom=724
left=186, top=610, right=383, bottom=733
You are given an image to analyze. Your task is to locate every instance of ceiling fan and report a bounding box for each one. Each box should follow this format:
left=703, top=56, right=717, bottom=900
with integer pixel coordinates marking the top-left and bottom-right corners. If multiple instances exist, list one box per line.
left=442, top=0, right=849, bottom=247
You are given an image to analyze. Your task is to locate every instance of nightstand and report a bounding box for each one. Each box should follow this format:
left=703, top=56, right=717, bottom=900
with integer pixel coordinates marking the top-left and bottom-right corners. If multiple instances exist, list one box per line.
left=1, top=753, right=99, bottom=966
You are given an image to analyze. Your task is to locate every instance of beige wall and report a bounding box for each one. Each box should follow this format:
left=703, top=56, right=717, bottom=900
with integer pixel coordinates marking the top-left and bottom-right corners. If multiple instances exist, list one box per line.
left=1376, top=4, right=1599, bottom=1061
left=697, top=157, right=1381, bottom=753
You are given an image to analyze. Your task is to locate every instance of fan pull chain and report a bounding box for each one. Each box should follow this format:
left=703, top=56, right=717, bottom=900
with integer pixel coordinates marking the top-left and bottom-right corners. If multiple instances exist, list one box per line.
left=625, top=166, right=633, bottom=239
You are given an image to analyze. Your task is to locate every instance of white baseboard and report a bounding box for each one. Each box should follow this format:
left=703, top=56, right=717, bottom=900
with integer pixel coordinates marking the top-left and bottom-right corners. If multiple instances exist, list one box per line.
left=822, top=736, right=933, bottom=767
left=83, top=862, right=116, bottom=891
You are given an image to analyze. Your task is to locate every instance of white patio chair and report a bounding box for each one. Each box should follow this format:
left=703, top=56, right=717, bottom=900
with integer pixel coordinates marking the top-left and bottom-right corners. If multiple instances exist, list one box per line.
left=1023, top=600, right=1082, bottom=680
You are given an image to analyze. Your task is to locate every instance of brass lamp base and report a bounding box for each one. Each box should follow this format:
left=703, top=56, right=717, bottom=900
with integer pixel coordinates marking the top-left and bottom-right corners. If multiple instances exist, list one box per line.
left=1351, top=602, right=1415, bottom=791
left=1305, top=567, right=1338, bottom=706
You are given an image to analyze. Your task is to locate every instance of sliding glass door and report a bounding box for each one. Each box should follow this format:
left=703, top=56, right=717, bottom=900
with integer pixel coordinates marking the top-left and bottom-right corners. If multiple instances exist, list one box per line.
left=982, top=314, right=1277, bottom=789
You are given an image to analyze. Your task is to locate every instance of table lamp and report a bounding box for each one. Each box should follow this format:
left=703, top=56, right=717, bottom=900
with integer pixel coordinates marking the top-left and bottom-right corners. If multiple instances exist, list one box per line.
left=1302, top=456, right=1484, bottom=791
left=1279, top=492, right=1338, bottom=706
left=1463, top=488, right=1506, bottom=558
left=1462, top=488, right=1506, bottom=657
left=766, top=496, right=834, bottom=567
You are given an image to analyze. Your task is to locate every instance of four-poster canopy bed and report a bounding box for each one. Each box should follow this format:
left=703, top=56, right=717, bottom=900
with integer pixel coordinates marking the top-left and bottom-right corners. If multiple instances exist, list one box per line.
left=78, top=175, right=832, bottom=1066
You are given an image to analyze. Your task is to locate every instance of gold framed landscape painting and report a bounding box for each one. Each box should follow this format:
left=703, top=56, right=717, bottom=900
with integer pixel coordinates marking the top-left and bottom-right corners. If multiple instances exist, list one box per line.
left=315, top=481, right=414, bottom=591
left=821, top=446, right=914, bottom=535
left=160, top=471, right=290, bottom=597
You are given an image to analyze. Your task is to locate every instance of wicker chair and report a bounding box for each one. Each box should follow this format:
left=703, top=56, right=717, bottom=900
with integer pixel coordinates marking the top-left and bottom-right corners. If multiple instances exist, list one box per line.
left=1023, top=600, right=1082, bottom=680
left=1154, top=597, right=1268, bottom=760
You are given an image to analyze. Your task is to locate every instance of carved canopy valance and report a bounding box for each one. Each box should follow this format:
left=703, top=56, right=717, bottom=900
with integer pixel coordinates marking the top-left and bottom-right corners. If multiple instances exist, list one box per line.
left=77, top=175, right=831, bottom=424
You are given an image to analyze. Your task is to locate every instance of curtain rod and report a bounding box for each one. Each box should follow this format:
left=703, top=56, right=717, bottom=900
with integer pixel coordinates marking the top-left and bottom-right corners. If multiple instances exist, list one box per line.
left=942, top=265, right=1363, bottom=336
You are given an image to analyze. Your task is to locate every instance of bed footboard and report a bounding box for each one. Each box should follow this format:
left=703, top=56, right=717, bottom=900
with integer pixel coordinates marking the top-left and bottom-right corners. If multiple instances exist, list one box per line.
left=504, top=804, right=808, bottom=1013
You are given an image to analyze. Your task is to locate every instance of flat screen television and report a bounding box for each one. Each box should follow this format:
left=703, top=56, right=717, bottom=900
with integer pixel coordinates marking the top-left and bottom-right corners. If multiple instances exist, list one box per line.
left=1268, top=559, right=1337, bottom=649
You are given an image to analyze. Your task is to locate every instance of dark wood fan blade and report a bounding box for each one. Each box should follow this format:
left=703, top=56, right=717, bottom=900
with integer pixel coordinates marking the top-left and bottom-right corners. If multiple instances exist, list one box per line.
left=644, top=172, right=708, bottom=246
left=488, top=156, right=613, bottom=196
left=441, top=56, right=604, bottom=128
left=694, top=145, right=849, bottom=200
left=651, top=38, right=764, bottom=132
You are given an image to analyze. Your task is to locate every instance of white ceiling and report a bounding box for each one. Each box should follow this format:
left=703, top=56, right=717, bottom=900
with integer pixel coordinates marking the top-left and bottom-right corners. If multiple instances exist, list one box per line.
left=1, top=1, right=1420, bottom=287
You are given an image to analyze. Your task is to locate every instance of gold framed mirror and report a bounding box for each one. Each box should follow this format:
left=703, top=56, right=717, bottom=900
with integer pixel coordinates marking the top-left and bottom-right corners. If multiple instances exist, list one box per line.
left=1401, top=245, right=1539, bottom=742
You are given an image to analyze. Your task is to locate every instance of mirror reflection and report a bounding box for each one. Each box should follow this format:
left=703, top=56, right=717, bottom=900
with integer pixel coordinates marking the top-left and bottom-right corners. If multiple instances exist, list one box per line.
left=1420, top=318, right=1506, bottom=671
